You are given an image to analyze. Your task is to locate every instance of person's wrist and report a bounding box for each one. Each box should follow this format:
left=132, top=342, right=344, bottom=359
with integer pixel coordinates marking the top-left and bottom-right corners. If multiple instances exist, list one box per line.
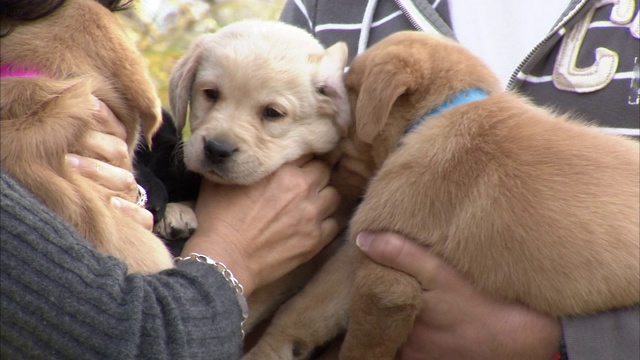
left=534, top=316, right=562, bottom=359
left=501, top=306, right=562, bottom=359
left=181, top=231, right=255, bottom=296
left=175, top=253, right=249, bottom=337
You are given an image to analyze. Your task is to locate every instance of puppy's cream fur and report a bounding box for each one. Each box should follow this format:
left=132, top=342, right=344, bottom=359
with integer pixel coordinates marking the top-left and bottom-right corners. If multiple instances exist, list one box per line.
left=244, top=32, right=639, bottom=360
left=168, top=20, right=351, bottom=332
left=169, top=20, right=350, bottom=185
left=0, top=0, right=173, bottom=274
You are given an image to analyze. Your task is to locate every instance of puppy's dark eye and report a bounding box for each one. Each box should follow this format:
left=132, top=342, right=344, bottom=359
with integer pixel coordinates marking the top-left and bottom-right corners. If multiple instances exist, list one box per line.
left=204, top=89, right=219, bottom=102
left=263, top=107, right=284, bottom=121
left=317, top=85, right=327, bottom=96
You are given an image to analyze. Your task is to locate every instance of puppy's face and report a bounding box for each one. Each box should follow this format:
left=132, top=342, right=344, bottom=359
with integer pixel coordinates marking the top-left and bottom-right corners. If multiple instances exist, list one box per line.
left=343, top=32, right=501, bottom=168
left=170, top=21, right=350, bottom=185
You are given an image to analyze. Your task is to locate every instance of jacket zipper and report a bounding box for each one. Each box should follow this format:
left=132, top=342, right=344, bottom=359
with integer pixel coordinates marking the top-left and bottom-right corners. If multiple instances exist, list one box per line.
left=393, top=0, right=592, bottom=90
left=506, top=0, right=591, bottom=90
left=393, top=0, right=441, bottom=35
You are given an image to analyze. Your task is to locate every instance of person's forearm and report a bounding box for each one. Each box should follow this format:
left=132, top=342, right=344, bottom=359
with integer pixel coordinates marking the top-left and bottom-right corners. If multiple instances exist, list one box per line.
left=0, top=170, right=243, bottom=359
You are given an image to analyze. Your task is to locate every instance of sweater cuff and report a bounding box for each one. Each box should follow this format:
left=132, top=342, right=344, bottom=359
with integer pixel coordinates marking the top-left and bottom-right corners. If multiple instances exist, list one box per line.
left=174, top=259, right=246, bottom=325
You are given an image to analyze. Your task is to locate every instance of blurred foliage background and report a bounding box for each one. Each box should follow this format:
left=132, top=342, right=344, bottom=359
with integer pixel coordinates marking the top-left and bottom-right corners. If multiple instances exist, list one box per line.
left=119, top=0, right=286, bottom=107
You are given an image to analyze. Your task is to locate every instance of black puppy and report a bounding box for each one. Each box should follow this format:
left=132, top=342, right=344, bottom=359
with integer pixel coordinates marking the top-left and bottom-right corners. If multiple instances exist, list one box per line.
left=134, top=109, right=200, bottom=253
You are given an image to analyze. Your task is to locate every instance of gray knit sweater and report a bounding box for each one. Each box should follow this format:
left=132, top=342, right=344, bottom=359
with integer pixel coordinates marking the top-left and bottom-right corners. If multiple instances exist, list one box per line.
left=0, top=169, right=243, bottom=359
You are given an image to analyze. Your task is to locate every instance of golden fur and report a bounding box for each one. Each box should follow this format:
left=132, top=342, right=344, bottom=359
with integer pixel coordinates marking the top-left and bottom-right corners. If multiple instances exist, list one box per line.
left=167, top=20, right=351, bottom=332
left=0, top=0, right=173, bottom=273
left=244, top=32, right=639, bottom=360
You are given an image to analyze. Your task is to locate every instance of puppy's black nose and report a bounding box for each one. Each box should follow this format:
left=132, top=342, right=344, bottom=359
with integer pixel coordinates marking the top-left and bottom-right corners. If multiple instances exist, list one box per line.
left=204, top=139, right=238, bottom=165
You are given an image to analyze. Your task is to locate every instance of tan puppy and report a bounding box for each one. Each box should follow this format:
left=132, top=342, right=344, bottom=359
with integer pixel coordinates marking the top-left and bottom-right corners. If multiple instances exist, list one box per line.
left=0, top=0, right=173, bottom=274
left=244, top=32, right=639, bottom=359
left=168, top=20, right=351, bottom=331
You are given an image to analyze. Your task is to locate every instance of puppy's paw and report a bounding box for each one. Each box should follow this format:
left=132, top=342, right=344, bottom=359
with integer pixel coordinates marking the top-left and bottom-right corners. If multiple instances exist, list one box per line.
left=154, top=201, right=197, bottom=240
left=244, top=333, right=316, bottom=360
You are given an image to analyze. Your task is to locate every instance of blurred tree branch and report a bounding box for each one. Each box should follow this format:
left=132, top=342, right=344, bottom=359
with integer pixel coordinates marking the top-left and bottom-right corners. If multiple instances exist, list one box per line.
left=118, top=0, right=285, bottom=108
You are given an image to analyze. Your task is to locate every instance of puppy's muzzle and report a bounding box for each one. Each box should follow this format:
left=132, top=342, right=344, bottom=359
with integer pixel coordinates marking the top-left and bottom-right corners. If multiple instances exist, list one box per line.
left=204, top=139, right=238, bottom=165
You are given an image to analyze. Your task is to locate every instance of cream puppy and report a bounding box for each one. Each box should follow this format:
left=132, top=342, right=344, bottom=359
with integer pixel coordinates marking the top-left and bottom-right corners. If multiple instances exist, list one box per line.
left=167, top=20, right=351, bottom=331
left=169, top=20, right=350, bottom=185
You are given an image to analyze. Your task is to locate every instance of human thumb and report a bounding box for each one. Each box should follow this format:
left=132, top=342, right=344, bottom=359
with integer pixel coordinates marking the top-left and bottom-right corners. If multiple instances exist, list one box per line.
left=356, top=231, right=440, bottom=289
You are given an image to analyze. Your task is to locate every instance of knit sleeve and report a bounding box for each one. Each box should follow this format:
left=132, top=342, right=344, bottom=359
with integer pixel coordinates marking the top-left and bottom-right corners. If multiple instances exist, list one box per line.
left=562, top=306, right=640, bottom=360
left=0, top=169, right=243, bottom=360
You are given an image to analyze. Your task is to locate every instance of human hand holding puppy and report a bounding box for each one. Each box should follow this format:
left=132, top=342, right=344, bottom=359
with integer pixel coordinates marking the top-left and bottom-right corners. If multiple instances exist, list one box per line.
left=67, top=98, right=154, bottom=231
left=71, top=100, right=340, bottom=296
left=183, top=156, right=341, bottom=296
left=357, top=232, right=561, bottom=360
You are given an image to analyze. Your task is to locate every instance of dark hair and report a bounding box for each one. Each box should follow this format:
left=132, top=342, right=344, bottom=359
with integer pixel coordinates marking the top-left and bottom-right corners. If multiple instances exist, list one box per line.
left=98, top=0, right=133, bottom=11
left=0, top=0, right=66, bottom=22
left=0, top=0, right=132, bottom=37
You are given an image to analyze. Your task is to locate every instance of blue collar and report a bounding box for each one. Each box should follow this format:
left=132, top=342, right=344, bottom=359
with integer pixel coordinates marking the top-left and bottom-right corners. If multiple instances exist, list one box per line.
left=405, top=88, right=488, bottom=134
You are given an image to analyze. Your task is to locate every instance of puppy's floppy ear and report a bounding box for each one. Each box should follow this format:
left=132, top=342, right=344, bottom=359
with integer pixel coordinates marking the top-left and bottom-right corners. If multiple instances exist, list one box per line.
left=112, top=74, right=161, bottom=149
left=83, top=1, right=162, bottom=148
left=314, top=42, right=351, bottom=134
left=169, top=41, right=203, bottom=136
left=354, top=54, right=413, bottom=144
left=110, top=56, right=161, bottom=147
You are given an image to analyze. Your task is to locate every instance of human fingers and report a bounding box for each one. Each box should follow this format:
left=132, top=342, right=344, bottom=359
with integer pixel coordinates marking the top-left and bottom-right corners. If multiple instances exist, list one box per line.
left=111, top=196, right=154, bottom=231
left=292, top=154, right=314, bottom=167
left=317, top=186, right=341, bottom=219
left=398, top=283, right=562, bottom=360
left=320, top=217, right=340, bottom=248
left=66, top=154, right=138, bottom=200
left=396, top=325, right=441, bottom=360
left=297, top=159, right=332, bottom=190
left=355, top=232, right=442, bottom=290
left=92, top=97, right=127, bottom=140
left=80, top=131, right=131, bottom=169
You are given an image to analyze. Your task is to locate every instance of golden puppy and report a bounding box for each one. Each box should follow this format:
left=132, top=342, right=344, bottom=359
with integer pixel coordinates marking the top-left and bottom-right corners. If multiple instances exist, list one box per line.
left=244, top=32, right=639, bottom=359
left=0, top=0, right=173, bottom=274
left=168, top=20, right=351, bottom=331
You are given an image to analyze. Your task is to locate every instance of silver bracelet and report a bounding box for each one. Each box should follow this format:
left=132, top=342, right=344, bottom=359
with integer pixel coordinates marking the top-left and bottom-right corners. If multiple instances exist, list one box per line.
left=135, top=184, right=148, bottom=208
left=175, top=253, right=249, bottom=337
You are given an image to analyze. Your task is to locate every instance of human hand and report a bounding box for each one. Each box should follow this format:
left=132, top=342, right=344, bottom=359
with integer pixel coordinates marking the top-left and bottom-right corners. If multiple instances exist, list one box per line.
left=356, top=232, right=561, bottom=360
left=182, top=156, right=341, bottom=296
left=65, top=97, right=153, bottom=231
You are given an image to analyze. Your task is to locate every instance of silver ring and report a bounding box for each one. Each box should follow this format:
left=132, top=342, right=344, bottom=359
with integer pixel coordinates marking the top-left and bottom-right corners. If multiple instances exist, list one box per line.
left=135, top=184, right=148, bottom=208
